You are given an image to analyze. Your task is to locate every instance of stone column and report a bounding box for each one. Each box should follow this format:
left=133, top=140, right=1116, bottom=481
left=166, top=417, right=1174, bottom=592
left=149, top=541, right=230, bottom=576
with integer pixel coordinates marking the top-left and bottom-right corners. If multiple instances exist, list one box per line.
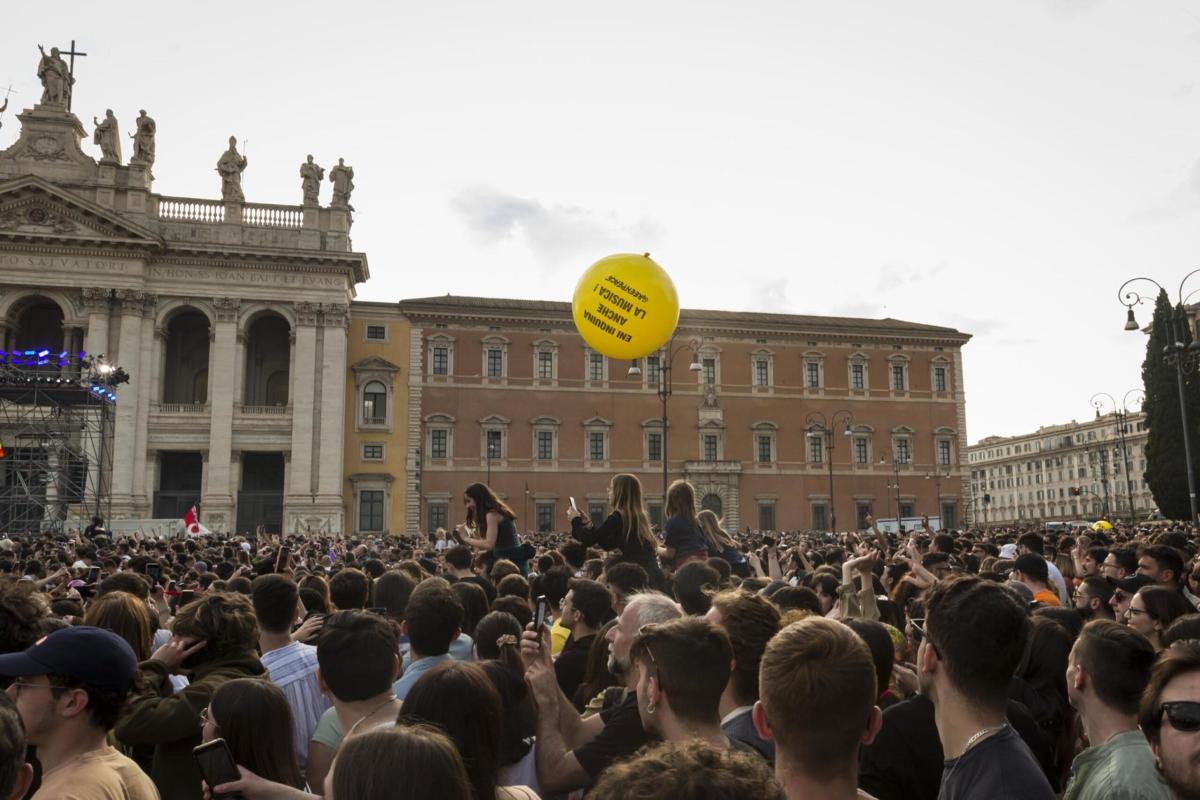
left=109, top=290, right=146, bottom=517
left=202, top=298, right=240, bottom=532
left=81, top=288, right=111, bottom=359
left=316, top=305, right=348, bottom=511
left=286, top=303, right=319, bottom=508
left=131, top=296, right=158, bottom=516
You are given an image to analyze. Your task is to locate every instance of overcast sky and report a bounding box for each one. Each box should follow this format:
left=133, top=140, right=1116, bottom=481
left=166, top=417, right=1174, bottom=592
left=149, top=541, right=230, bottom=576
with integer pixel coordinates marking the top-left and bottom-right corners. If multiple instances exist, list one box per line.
left=6, top=1, right=1200, bottom=442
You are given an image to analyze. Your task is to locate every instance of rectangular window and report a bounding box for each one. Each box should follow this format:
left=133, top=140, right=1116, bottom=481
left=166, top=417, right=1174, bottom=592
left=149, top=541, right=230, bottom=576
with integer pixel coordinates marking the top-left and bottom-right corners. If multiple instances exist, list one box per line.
left=359, top=490, right=384, bottom=532
left=428, top=502, right=448, bottom=532
left=851, top=363, right=865, bottom=390
left=537, top=351, right=554, bottom=379
left=812, top=504, right=829, bottom=532
left=362, top=443, right=384, bottom=461
left=588, top=353, right=604, bottom=382
left=896, top=439, right=911, bottom=464
left=588, top=502, right=606, bottom=527
left=646, top=355, right=661, bottom=386
left=854, top=438, right=869, bottom=464
left=758, top=502, right=776, bottom=531
left=588, top=432, right=606, bottom=462
left=809, top=435, right=824, bottom=463
left=432, top=347, right=449, bottom=375
left=536, top=502, right=555, bottom=533
left=702, top=358, right=717, bottom=385
left=486, top=349, right=503, bottom=377
left=485, top=430, right=502, bottom=459
left=703, top=434, right=719, bottom=461
left=934, top=366, right=947, bottom=392
left=754, top=359, right=770, bottom=387
left=430, top=429, right=448, bottom=459
left=647, top=432, right=663, bottom=461
left=365, top=325, right=386, bottom=341
left=891, top=365, right=906, bottom=391
left=899, top=502, right=915, bottom=519
left=941, top=504, right=958, bottom=529
left=856, top=502, right=872, bottom=530
left=536, top=431, right=554, bottom=460
left=806, top=362, right=820, bottom=388
left=937, top=440, right=952, bottom=466
left=757, top=435, right=773, bottom=464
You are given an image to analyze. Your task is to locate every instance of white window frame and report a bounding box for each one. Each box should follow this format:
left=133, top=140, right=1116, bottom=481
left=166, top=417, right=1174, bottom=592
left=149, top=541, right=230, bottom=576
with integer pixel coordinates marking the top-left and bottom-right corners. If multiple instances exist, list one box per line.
left=479, top=415, right=511, bottom=465
left=849, top=424, right=874, bottom=465
left=583, top=417, right=613, bottom=468
left=642, top=419, right=666, bottom=464
left=751, top=348, right=774, bottom=391
left=532, top=338, right=560, bottom=383
left=751, top=421, right=778, bottom=466
left=931, top=357, right=951, bottom=395
left=481, top=335, right=509, bottom=381
left=424, top=413, right=455, bottom=462
left=847, top=352, right=870, bottom=393
left=888, top=354, right=910, bottom=394
left=892, top=426, right=914, bottom=465
left=531, top=416, right=561, bottom=463
left=803, top=351, right=825, bottom=392
left=364, top=323, right=388, bottom=342
left=427, top=334, right=455, bottom=378
left=696, top=345, right=721, bottom=389
left=807, top=431, right=825, bottom=464
left=642, top=353, right=662, bottom=389
left=362, top=442, right=385, bottom=462
left=698, top=422, right=725, bottom=462
left=352, top=356, right=401, bottom=433
left=584, top=349, right=608, bottom=386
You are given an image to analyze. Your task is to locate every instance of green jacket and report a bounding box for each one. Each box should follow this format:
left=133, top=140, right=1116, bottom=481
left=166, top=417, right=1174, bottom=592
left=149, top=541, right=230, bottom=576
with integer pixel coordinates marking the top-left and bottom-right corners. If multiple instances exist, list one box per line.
left=115, top=653, right=266, bottom=800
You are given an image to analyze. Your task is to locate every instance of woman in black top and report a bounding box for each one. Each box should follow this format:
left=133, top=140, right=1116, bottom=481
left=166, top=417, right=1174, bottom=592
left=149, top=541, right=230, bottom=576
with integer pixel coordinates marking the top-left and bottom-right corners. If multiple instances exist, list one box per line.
left=568, top=474, right=665, bottom=590
left=456, top=482, right=528, bottom=574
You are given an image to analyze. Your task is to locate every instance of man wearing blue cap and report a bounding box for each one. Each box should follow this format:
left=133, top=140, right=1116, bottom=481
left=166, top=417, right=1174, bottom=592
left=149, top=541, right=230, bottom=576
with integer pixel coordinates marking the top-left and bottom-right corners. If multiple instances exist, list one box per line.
left=0, top=627, right=158, bottom=799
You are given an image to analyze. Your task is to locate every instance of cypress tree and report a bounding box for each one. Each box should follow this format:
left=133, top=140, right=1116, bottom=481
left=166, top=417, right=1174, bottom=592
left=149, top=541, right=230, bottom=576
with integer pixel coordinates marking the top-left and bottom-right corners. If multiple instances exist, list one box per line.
left=1141, top=289, right=1200, bottom=520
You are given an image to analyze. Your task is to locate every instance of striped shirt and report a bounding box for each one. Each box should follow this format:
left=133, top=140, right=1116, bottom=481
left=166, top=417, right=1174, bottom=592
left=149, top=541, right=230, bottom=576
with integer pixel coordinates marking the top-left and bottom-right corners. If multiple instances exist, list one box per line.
left=261, top=641, right=330, bottom=769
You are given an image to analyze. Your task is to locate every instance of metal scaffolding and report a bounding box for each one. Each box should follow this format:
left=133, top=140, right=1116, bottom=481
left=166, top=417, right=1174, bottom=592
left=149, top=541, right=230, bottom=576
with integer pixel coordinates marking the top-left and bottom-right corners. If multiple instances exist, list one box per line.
left=0, top=360, right=116, bottom=533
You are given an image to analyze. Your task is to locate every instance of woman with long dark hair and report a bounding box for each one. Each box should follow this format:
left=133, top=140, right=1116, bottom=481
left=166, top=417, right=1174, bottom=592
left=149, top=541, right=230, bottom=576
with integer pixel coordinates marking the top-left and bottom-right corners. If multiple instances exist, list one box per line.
left=399, top=661, right=538, bottom=800
left=200, top=678, right=304, bottom=789
left=659, top=480, right=709, bottom=574
left=456, top=483, right=529, bottom=575
left=567, top=473, right=665, bottom=589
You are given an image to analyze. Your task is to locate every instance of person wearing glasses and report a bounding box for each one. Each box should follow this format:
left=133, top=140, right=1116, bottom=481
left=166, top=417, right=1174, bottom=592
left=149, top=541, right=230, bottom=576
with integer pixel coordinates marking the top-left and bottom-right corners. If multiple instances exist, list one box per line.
left=1140, top=640, right=1200, bottom=800
left=0, top=627, right=158, bottom=800
left=1127, top=587, right=1194, bottom=654
left=1064, top=620, right=1169, bottom=800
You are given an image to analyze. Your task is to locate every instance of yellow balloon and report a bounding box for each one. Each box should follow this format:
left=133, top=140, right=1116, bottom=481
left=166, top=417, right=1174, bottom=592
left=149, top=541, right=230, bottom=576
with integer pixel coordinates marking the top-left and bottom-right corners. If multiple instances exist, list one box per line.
left=1092, top=520, right=1113, bottom=531
left=572, top=253, right=680, bottom=360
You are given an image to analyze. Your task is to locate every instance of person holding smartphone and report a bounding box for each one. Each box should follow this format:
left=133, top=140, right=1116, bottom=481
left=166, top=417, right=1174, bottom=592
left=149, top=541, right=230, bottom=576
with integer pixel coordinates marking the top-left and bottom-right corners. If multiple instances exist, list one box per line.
left=568, top=474, right=666, bottom=592
left=0, top=627, right=158, bottom=799
left=454, top=483, right=529, bottom=575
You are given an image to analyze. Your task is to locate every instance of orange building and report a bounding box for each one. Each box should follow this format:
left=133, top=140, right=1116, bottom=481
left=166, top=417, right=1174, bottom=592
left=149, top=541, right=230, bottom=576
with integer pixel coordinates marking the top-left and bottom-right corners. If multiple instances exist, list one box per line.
left=400, top=296, right=971, bottom=534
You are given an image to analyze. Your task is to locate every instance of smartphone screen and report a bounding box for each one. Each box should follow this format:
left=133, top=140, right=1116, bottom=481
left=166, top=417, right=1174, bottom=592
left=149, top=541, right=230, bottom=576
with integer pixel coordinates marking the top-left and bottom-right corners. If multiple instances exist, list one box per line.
left=275, top=545, right=291, bottom=573
left=179, top=590, right=196, bottom=607
left=534, top=594, right=548, bottom=640
left=86, top=566, right=100, bottom=583
left=569, top=497, right=577, bottom=511
left=146, top=562, right=161, bottom=582
left=193, top=738, right=240, bottom=798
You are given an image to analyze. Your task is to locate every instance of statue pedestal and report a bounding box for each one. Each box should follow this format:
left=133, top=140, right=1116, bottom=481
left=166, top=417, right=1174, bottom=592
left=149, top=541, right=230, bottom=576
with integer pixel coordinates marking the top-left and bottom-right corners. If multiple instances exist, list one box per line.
left=0, top=105, right=94, bottom=181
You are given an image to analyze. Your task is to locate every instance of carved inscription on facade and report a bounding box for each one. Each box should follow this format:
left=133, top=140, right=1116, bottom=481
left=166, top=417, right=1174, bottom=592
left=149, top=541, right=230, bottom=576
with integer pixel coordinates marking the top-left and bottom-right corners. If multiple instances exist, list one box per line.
left=148, top=265, right=340, bottom=288
left=0, top=254, right=131, bottom=273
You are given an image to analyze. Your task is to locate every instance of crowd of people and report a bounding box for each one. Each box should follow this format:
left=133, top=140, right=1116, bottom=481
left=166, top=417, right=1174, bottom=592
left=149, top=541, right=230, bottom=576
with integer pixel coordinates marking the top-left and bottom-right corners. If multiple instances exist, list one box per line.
left=0, top=474, right=1195, bottom=798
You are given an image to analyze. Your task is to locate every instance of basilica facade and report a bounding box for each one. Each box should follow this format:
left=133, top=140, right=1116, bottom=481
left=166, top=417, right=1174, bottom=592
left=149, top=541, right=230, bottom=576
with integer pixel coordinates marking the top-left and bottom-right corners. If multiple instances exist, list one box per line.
left=0, top=81, right=367, bottom=533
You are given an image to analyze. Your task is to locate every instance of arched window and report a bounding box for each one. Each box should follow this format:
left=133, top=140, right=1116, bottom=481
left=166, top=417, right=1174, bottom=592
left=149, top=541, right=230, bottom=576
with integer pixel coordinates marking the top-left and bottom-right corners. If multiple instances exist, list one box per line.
left=701, top=493, right=723, bottom=517
left=12, top=299, right=64, bottom=355
left=243, top=314, right=290, bottom=406
left=362, top=381, right=387, bottom=424
left=162, top=310, right=211, bottom=404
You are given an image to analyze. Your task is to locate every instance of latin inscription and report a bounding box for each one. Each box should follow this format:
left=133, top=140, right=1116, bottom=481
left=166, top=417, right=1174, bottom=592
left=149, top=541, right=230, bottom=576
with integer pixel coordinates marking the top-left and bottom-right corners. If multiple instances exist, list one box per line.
left=0, top=254, right=130, bottom=273
left=149, top=266, right=341, bottom=287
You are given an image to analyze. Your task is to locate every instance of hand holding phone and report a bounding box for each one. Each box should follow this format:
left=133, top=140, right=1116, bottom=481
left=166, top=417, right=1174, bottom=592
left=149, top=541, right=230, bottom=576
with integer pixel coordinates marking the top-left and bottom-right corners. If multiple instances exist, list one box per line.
left=193, top=738, right=241, bottom=800
left=534, top=595, right=548, bottom=641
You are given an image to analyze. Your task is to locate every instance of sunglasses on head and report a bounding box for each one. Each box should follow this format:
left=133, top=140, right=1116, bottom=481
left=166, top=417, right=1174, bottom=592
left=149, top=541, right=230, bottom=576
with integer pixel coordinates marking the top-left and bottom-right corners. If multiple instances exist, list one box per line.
left=1161, top=701, right=1200, bottom=733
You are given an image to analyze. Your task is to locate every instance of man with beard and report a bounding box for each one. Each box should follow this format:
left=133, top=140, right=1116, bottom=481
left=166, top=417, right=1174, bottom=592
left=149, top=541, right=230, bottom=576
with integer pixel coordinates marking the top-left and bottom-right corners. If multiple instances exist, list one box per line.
left=1141, top=641, right=1200, bottom=800
left=522, top=591, right=681, bottom=794
left=1075, top=576, right=1115, bottom=621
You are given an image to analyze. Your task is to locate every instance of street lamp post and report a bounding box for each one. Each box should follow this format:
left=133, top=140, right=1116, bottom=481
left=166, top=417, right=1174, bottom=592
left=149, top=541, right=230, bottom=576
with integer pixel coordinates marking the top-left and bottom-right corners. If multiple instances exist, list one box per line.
left=925, top=470, right=950, bottom=525
left=880, top=450, right=905, bottom=530
left=628, top=336, right=702, bottom=503
left=486, top=438, right=497, bottom=484
left=1090, top=390, right=1143, bottom=526
left=805, top=411, right=853, bottom=531
left=1120, top=274, right=1200, bottom=525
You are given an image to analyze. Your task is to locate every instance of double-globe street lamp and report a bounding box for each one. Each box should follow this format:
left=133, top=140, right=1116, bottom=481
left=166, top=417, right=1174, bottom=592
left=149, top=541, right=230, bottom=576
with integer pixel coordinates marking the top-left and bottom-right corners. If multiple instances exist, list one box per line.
left=804, top=411, right=853, bottom=531
left=1089, top=390, right=1143, bottom=527
left=1119, top=274, right=1200, bottom=524
left=628, top=336, right=702, bottom=503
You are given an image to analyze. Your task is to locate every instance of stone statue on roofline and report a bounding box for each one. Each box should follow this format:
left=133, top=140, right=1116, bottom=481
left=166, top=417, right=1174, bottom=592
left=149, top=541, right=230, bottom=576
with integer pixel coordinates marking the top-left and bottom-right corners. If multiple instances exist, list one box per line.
left=129, top=110, right=156, bottom=166
left=217, top=136, right=248, bottom=202
left=93, top=109, right=121, bottom=163
left=329, top=157, right=355, bottom=210
left=36, top=45, right=72, bottom=107
left=299, top=155, right=324, bottom=206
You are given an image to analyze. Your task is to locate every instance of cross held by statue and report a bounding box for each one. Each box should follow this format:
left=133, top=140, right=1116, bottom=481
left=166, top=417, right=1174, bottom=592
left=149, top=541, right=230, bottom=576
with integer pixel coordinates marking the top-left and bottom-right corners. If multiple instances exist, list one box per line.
left=59, top=39, right=87, bottom=111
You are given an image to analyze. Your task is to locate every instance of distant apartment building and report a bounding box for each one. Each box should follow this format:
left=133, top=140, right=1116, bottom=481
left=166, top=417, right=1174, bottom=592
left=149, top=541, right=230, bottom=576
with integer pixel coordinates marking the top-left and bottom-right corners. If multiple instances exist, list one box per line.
left=966, top=411, right=1157, bottom=525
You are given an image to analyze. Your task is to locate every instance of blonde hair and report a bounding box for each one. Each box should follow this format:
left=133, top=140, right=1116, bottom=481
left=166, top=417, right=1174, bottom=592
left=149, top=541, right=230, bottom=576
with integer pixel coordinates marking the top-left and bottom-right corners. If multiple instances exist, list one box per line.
left=697, top=509, right=734, bottom=553
left=610, top=474, right=657, bottom=553
left=665, top=480, right=700, bottom=529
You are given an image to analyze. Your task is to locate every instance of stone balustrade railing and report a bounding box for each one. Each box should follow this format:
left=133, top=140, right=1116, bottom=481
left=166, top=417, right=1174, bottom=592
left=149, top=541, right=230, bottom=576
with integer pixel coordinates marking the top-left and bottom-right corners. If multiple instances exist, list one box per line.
left=239, top=404, right=291, bottom=415
left=147, top=195, right=353, bottom=253
left=156, top=197, right=226, bottom=224
left=243, top=203, right=304, bottom=229
left=156, top=403, right=208, bottom=414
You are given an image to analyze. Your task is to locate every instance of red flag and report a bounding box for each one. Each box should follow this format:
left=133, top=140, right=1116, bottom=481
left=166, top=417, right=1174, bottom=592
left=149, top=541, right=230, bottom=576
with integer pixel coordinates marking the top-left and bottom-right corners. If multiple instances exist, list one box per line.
left=184, top=505, right=201, bottom=536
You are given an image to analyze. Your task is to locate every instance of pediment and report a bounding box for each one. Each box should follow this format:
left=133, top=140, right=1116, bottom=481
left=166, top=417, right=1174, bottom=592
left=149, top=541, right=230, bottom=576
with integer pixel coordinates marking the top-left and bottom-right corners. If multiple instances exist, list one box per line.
left=0, top=176, right=162, bottom=247
left=351, top=356, right=401, bottom=373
